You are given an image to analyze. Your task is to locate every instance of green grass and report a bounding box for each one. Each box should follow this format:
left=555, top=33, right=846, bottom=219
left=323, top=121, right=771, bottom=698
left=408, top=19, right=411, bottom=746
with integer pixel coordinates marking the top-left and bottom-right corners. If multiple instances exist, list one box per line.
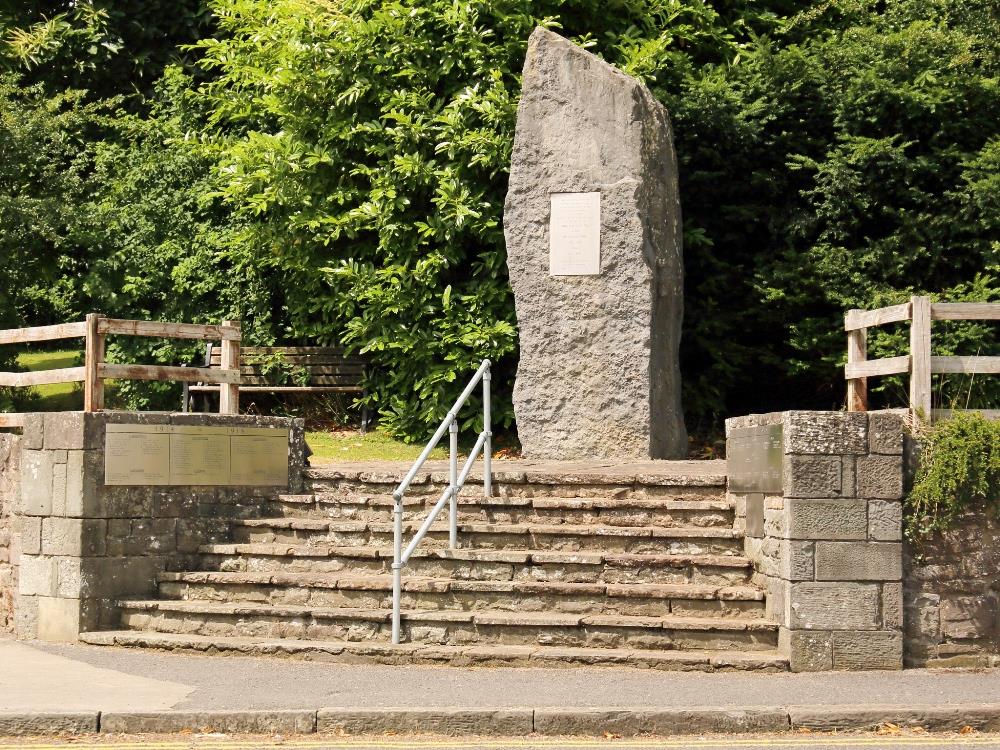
left=15, top=349, right=83, bottom=411
left=306, top=429, right=450, bottom=463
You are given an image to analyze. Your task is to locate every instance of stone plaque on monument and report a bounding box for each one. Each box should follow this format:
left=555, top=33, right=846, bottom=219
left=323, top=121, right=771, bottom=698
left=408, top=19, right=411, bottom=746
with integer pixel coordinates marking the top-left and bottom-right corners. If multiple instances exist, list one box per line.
left=504, top=27, right=687, bottom=459
left=104, top=424, right=288, bottom=486
left=550, top=192, right=600, bottom=275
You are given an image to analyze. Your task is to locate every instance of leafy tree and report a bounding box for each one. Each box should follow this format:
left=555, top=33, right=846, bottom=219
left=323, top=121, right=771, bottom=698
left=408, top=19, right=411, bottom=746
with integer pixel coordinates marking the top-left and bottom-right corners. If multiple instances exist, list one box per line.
left=189, top=0, right=778, bottom=437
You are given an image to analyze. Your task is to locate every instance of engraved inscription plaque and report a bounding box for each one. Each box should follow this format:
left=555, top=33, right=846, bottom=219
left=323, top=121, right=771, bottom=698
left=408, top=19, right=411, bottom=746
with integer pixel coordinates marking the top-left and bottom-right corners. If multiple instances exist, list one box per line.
left=727, top=424, right=783, bottom=493
left=104, top=424, right=288, bottom=487
left=170, top=432, right=231, bottom=485
left=231, top=434, right=288, bottom=485
left=549, top=191, right=600, bottom=275
left=105, top=430, right=170, bottom=485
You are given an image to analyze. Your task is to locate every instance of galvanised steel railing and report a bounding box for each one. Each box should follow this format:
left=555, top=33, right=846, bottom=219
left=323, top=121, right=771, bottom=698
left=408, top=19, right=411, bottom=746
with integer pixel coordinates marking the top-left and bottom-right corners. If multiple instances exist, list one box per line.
left=390, top=359, right=492, bottom=644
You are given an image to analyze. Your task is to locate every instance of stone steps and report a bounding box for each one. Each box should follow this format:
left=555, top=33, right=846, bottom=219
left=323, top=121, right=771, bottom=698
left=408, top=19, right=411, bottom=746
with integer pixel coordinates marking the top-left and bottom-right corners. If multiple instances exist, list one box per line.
left=85, top=460, right=786, bottom=671
left=302, top=466, right=727, bottom=500
left=271, top=493, right=734, bottom=528
left=80, top=630, right=787, bottom=671
left=198, top=544, right=754, bottom=586
left=117, top=599, right=779, bottom=650
left=231, top=518, right=742, bottom=555
left=156, top=571, right=766, bottom=618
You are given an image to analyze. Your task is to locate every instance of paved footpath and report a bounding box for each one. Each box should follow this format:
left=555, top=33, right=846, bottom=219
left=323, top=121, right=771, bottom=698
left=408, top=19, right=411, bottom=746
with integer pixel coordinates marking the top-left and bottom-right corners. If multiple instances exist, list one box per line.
left=4, top=638, right=1000, bottom=743
left=5, top=639, right=1000, bottom=714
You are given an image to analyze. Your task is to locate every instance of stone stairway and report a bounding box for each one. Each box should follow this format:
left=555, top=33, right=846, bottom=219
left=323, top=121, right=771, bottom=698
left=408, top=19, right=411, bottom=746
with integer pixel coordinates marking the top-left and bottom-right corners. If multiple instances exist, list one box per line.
left=82, top=462, right=788, bottom=671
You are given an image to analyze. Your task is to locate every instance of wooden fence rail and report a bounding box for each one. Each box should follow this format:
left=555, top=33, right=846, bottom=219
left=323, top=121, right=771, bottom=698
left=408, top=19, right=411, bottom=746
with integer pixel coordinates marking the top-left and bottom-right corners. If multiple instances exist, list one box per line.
left=845, top=296, right=1000, bottom=420
left=0, top=314, right=240, bottom=424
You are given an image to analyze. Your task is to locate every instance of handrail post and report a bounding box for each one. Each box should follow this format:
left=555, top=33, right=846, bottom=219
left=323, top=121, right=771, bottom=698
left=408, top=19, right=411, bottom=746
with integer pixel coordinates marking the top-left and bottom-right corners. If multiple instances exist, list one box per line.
left=83, top=313, right=105, bottom=412
left=483, top=362, right=492, bottom=498
left=449, top=418, right=459, bottom=549
left=910, top=295, right=932, bottom=421
left=391, top=492, right=403, bottom=644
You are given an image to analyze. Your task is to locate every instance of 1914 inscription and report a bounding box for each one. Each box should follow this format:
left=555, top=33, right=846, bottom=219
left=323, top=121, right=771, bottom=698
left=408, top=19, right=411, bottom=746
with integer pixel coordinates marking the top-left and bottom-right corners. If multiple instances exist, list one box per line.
left=549, top=191, right=600, bottom=276
left=105, top=424, right=288, bottom=487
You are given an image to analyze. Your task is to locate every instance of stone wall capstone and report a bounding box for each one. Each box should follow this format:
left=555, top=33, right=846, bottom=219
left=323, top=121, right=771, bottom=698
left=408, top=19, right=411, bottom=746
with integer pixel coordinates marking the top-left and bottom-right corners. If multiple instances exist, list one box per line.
left=504, top=27, right=686, bottom=459
left=0, top=432, right=21, bottom=632
left=14, top=410, right=304, bottom=641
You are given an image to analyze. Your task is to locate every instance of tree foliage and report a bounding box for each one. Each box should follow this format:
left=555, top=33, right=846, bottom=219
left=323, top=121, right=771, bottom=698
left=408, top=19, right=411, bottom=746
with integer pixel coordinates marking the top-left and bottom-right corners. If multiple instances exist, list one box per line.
left=1, top=0, right=998, bottom=441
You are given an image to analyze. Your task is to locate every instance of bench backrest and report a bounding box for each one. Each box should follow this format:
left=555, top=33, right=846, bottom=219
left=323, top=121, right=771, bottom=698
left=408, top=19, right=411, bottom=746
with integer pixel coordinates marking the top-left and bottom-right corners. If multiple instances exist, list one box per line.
left=206, top=345, right=365, bottom=387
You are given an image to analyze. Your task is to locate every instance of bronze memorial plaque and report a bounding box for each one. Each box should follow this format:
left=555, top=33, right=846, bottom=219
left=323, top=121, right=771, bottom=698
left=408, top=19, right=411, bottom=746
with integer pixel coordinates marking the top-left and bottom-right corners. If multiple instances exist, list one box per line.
left=104, top=424, right=288, bottom=486
left=105, top=428, right=170, bottom=485
left=549, top=191, right=601, bottom=276
left=727, top=423, right=783, bottom=494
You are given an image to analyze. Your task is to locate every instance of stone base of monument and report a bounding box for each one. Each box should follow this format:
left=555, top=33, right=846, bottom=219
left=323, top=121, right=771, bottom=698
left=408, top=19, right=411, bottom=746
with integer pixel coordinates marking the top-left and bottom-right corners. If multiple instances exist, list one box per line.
left=80, top=459, right=788, bottom=671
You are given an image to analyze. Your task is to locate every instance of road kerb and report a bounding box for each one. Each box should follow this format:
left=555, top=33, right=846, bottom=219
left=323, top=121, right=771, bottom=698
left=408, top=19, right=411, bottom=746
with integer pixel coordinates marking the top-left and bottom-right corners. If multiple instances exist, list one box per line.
left=0, top=712, right=99, bottom=736
left=99, top=710, right=317, bottom=735
left=3, top=704, right=1000, bottom=737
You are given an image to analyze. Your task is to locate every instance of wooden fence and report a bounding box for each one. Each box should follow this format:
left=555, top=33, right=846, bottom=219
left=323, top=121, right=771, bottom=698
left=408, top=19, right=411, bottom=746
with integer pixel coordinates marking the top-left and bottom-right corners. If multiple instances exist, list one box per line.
left=845, top=296, right=1000, bottom=420
left=0, top=314, right=240, bottom=428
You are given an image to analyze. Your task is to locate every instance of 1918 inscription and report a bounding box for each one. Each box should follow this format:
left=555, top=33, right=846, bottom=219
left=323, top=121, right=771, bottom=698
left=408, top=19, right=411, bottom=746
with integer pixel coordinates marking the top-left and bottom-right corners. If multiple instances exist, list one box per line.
left=104, top=424, right=288, bottom=487
left=549, top=191, right=600, bottom=275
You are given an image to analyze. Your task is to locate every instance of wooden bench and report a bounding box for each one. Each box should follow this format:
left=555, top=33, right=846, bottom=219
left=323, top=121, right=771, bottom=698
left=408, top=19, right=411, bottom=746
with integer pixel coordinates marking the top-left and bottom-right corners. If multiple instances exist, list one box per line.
left=184, top=345, right=369, bottom=430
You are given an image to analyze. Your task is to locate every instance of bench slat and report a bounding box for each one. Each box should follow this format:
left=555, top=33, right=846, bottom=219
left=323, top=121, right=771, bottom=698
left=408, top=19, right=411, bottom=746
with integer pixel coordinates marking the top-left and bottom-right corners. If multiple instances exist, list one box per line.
left=189, top=385, right=363, bottom=393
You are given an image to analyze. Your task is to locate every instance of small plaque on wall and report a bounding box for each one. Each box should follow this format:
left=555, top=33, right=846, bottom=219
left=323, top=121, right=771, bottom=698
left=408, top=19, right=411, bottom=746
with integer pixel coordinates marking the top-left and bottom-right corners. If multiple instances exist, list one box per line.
left=549, top=191, right=600, bottom=275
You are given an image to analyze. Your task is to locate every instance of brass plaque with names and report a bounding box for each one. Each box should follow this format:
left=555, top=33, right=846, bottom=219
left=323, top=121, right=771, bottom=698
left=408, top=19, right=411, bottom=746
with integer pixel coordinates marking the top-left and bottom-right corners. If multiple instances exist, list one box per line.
left=726, top=424, right=784, bottom=494
left=549, top=191, right=601, bottom=276
left=104, top=424, right=288, bottom=487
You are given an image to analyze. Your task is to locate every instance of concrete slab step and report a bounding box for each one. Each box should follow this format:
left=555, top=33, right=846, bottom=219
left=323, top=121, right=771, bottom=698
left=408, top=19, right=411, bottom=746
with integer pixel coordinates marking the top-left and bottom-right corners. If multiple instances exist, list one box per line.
left=117, top=599, right=779, bottom=651
left=155, top=571, right=766, bottom=619
left=198, top=544, right=753, bottom=586
left=231, top=519, right=742, bottom=555
left=271, top=493, right=734, bottom=528
left=81, top=630, right=787, bottom=671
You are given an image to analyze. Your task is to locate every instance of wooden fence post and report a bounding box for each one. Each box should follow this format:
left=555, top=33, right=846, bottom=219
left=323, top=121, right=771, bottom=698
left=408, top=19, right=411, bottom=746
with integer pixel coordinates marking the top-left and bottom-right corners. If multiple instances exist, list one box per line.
left=910, top=295, right=932, bottom=420
left=83, top=313, right=105, bottom=412
left=219, top=319, right=240, bottom=415
left=847, top=326, right=868, bottom=412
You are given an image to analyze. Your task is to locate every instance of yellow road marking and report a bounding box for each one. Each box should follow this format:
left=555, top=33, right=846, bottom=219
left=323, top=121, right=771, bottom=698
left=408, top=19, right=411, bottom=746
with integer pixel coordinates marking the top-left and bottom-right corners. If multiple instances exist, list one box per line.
left=4, top=737, right=1000, bottom=750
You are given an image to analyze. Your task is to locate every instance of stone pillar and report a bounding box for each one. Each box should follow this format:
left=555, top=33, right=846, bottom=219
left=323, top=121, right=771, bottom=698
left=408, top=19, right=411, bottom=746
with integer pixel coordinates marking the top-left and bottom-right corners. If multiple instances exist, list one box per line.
left=0, top=432, right=20, bottom=632
left=727, top=410, right=905, bottom=671
left=504, top=27, right=686, bottom=459
left=14, top=411, right=305, bottom=641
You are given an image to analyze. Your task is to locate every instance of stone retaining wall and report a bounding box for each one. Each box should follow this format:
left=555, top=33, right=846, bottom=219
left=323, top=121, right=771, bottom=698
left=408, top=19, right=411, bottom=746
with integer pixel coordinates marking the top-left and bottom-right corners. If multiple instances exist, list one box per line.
left=727, top=411, right=906, bottom=671
left=12, top=411, right=304, bottom=640
left=904, top=512, right=1000, bottom=667
left=0, top=432, right=20, bottom=631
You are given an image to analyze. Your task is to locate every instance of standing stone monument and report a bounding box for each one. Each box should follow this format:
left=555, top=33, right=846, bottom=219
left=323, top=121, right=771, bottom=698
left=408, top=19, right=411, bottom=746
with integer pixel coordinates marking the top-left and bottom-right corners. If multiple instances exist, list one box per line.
left=504, top=27, right=686, bottom=459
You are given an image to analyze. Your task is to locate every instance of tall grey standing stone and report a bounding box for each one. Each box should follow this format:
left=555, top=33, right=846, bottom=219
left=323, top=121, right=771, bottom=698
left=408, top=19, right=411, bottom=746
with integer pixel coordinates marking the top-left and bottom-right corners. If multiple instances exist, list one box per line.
left=504, top=27, right=686, bottom=459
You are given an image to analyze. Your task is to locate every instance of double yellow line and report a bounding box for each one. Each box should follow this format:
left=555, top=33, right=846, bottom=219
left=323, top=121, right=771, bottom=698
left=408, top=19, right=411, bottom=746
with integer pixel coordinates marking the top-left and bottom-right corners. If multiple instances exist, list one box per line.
left=3, top=736, right=1000, bottom=750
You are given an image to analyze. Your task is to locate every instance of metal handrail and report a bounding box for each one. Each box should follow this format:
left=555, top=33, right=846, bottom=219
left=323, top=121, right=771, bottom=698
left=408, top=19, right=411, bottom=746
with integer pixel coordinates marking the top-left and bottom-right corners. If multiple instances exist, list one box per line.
left=390, top=359, right=492, bottom=644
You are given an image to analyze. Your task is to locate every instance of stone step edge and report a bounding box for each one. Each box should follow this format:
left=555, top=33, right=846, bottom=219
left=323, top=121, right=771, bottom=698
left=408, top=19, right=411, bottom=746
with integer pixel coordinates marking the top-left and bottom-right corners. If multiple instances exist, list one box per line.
left=235, top=519, right=741, bottom=539
left=80, top=630, right=785, bottom=674
left=278, top=494, right=733, bottom=511
left=118, top=599, right=777, bottom=631
left=304, top=467, right=727, bottom=488
left=16, top=699, right=1000, bottom=736
left=197, top=544, right=752, bottom=568
left=157, top=572, right=765, bottom=601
